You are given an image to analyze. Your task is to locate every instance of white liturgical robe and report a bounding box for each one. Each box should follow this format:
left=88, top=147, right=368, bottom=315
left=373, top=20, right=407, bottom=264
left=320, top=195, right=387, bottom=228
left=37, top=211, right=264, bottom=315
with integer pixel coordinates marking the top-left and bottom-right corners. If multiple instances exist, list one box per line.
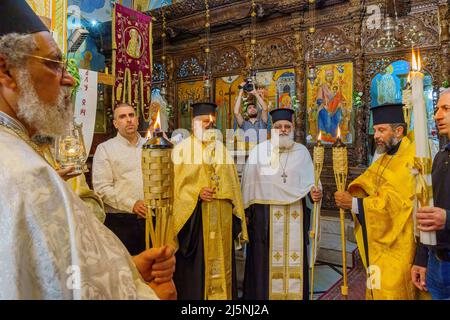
left=0, top=126, right=158, bottom=299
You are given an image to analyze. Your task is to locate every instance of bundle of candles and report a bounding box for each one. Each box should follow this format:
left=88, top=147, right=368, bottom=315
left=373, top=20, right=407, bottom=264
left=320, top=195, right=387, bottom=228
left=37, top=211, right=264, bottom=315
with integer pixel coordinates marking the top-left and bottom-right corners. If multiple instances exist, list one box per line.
left=332, top=127, right=349, bottom=298
left=141, top=111, right=174, bottom=249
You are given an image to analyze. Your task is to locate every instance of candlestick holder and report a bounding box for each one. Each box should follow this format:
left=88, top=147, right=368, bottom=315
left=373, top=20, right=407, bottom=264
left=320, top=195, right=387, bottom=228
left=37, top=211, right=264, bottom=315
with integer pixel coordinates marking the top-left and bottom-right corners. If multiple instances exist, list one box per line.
left=332, top=134, right=349, bottom=298
left=141, top=129, right=174, bottom=249
left=310, top=134, right=324, bottom=300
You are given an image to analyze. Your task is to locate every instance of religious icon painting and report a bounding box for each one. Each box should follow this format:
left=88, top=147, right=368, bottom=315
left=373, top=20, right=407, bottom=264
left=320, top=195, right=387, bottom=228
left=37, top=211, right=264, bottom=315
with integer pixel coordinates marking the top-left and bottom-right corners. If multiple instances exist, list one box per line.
left=306, top=62, right=354, bottom=145
left=255, top=69, right=296, bottom=111
left=176, top=80, right=205, bottom=131
left=214, top=75, right=245, bottom=136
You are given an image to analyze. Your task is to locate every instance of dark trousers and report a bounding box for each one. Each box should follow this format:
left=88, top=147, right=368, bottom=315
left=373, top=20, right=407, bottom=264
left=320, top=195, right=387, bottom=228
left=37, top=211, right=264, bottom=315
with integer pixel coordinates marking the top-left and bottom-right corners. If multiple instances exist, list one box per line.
left=104, top=213, right=146, bottom=256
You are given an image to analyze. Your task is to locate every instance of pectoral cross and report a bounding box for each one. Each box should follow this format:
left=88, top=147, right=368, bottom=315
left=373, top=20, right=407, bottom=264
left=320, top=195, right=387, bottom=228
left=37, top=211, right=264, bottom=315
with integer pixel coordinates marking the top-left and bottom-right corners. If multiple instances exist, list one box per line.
left=281, top=171, right=288, bottom=183
left=211, top=172, right=220, bottom=191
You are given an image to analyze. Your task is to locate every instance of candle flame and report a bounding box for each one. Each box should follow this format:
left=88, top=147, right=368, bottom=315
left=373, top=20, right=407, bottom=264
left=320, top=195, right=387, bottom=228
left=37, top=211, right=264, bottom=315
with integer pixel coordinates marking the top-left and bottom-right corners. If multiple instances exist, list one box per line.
left=407, top=72, right=411, bottom=83
left=411, top=47, right=422, bottom=72
left=154, top=110, right=161, bottom=131
left=317, top=131, right=322, bottom=141
left=411, top=48, right=417, bottom=71
left=209, top=114, right=213, bottom=125
left=336, top=126, right=341, bottom=139
left=417, top=48, right=422, bottom=71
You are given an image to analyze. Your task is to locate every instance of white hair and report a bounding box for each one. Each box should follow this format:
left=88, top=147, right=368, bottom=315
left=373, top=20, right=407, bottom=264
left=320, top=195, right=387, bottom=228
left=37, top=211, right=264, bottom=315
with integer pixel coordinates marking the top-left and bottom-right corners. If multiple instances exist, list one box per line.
left=0, top=33, right=37, bottom=66
left=0, top=33, right=73, bottom=137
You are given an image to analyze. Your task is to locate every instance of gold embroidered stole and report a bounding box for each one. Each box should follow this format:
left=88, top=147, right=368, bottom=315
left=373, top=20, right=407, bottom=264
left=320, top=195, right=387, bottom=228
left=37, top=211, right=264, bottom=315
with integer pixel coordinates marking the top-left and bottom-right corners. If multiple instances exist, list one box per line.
left=269, top=200, right=304, bottom=300
left=202, top=199, right=233, bottom=299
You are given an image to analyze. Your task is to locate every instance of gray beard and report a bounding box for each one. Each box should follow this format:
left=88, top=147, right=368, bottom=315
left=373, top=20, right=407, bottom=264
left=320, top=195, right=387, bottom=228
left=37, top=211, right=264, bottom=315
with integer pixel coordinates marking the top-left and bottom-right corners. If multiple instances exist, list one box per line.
left=376, top=135, right=399, bottom=154
left=15, top=69, right=73, bottom=137
left=272, top=132, right=295, bottom=150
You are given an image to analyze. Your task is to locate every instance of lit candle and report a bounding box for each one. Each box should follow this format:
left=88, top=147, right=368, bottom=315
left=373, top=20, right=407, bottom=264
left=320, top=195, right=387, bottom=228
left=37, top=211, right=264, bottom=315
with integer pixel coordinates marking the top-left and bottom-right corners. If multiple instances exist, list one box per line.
left=410, top=48, right=437, bottom=246
left=332, top=126, right=349, bottom=297
left=410, top=48, right=427, bottom=158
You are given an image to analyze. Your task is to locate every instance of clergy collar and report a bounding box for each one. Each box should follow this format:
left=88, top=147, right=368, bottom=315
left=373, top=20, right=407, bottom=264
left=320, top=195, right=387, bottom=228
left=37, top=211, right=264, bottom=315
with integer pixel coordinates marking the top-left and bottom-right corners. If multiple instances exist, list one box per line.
left=0, top=111, right=28, bottom=135
left=386, top=138, right=402, bottom=155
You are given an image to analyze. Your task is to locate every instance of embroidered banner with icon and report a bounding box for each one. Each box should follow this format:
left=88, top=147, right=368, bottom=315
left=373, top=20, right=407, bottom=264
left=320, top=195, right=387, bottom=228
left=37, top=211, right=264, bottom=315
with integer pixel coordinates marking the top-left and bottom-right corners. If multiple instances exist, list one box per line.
left=74, top=69, right=98, bottom=154
left=113, top=3, right=152, bottom=121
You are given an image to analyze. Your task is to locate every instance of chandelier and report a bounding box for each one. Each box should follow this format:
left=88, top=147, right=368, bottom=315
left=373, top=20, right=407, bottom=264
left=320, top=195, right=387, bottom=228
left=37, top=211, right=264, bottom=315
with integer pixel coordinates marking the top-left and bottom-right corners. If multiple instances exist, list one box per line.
left=160, top=2, right=168, bottom=97
left=249, top=0, right=257, bottom=80
left=307, top=0, right=317, bottom=85
left=376, top=0, right=401, bottom=49
left=203, top=0, right=212, bottom=99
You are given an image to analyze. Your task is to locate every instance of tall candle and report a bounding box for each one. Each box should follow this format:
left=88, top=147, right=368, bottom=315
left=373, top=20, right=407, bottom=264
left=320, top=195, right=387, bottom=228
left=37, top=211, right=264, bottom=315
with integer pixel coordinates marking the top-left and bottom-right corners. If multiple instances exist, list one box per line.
left=410, top=48, right=436, bottom=246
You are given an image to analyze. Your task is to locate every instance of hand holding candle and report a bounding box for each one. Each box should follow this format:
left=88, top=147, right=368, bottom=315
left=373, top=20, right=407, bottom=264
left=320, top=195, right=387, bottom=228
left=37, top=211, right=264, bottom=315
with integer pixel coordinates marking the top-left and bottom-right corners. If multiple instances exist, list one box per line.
left=410, top=48, right=437, bottom=246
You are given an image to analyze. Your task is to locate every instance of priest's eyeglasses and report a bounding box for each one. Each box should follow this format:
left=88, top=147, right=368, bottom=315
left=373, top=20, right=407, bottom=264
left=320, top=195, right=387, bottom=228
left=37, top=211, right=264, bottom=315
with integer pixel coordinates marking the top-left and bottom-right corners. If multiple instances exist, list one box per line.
left=23, top=54, right=68, bottom=78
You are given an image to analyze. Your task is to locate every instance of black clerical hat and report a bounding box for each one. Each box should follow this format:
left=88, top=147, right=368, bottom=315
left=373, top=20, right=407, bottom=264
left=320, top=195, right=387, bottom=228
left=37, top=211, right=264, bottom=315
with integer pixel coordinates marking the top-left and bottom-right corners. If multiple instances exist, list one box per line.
left=370, top=103, right=405, bottom=125
left=270, top=108, right=295, bottom=123
left=0, top=0, right=49, bottom=37
left=191, top=102, right=217, bottom=117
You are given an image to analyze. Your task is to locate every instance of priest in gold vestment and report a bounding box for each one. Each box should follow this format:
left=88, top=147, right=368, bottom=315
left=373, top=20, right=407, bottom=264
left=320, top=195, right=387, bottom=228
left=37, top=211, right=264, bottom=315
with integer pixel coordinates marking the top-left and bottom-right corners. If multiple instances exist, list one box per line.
left=334, top=103, right=418, bottom=300
left=172, top=102, right=248, bottom=300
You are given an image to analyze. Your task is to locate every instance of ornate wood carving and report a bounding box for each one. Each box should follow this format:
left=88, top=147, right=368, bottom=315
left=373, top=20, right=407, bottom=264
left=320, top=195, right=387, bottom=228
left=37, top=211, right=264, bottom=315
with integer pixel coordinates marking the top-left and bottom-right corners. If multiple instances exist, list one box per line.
left=254, top=37, right=296, bottom=70
left=363, top=12, right=440, bottom=53
left=211, top=46, right=245, bottom=75
left=175, top=55, right=204, bottom=79
left=305, top=26, right=354, bottom=62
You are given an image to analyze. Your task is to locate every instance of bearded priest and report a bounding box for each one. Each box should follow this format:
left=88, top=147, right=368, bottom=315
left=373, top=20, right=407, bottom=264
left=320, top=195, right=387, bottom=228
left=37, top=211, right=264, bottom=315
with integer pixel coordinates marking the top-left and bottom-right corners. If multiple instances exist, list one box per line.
left=0, top=0, right=175, bottom=299
left=172, top=102, right=248, bottom=300
left=334, top=103, right=419, bottom=300
left=241, top=108, right=323, bottom=300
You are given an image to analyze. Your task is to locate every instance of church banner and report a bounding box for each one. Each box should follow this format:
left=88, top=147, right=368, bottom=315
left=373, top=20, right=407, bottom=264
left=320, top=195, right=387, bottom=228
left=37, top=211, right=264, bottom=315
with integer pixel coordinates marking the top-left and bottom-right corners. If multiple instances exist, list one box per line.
left=74, top=69, right=98, bottom=155
left=113, top=3, right=152, bottom=121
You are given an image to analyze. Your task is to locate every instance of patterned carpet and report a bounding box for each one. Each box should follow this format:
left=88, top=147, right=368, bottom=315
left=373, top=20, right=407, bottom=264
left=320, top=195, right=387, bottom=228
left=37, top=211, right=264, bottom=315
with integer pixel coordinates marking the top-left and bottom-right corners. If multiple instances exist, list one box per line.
left=319, top=251, right=366, bottom=300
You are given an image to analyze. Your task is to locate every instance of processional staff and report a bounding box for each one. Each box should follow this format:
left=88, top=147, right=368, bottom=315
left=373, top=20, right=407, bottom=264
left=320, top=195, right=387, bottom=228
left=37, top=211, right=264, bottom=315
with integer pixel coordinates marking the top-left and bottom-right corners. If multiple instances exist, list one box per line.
left=332, top=126, right=349, bottom=298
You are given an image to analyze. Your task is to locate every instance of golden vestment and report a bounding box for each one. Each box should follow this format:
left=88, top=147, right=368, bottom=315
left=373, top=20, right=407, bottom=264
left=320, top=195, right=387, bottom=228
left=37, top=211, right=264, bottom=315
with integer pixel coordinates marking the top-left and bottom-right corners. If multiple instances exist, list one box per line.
left=348, top=137, right=418, bottom=300
left=172, top=135, right=248, bottom=299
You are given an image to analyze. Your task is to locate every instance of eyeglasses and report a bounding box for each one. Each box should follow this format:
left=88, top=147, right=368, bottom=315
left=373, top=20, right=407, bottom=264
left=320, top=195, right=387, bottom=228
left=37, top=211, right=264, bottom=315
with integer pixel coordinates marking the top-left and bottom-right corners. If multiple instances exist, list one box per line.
left=22, top=53, right=68, bottom=78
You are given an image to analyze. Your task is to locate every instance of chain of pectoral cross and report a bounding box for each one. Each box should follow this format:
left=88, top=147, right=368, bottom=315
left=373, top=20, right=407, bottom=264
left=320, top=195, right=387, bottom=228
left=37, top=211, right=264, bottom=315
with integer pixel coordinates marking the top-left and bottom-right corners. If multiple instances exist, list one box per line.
left=280, top=151, right=290, bottom=183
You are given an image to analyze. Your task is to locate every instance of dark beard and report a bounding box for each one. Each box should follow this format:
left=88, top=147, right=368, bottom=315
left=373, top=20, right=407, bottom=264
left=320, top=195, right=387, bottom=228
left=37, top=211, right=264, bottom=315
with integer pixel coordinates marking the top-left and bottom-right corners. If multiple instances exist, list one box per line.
left=376, top=136, right=398, bottom=154
left=248, top=113, right=258, bottom=119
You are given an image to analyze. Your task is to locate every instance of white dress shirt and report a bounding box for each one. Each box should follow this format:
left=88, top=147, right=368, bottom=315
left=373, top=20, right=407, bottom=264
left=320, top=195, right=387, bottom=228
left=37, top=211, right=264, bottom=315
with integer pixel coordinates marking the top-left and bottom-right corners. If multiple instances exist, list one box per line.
left=93, top=133, right=146, bottom=214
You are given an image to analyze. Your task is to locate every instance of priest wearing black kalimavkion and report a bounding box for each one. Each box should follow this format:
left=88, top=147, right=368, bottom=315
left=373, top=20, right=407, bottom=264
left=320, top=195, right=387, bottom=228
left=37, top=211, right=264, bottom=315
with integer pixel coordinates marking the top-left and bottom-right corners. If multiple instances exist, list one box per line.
left=241, top=108, right=323, bottom=300
left=171, top=102, right=248, bottom=300
left=334, top=103, right=418, bottom=299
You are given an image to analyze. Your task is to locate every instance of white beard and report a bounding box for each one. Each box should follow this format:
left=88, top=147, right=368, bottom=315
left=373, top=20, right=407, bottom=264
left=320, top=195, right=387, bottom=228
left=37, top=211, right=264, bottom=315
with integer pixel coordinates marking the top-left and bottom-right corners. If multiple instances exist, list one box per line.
left=15, top=69, right=73, bottom=137
left=193, top=122, right=218, bottom=143
left=193, top=123, right=206, bottom=142
left=272, top=132, right=295, bottom=150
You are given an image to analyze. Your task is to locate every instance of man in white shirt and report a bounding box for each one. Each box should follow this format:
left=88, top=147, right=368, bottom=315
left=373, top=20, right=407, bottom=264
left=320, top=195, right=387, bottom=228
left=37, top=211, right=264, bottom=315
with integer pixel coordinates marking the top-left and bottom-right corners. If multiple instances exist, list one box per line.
left=93, top=104, right=148, bottom=255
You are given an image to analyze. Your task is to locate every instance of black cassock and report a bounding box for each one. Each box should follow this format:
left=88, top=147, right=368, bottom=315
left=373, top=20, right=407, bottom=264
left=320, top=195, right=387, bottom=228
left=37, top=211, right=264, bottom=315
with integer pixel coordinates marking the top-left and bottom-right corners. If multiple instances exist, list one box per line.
left=173, top=201, right=242, bottom=300
left=242, top=198, right=311, bottom=300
